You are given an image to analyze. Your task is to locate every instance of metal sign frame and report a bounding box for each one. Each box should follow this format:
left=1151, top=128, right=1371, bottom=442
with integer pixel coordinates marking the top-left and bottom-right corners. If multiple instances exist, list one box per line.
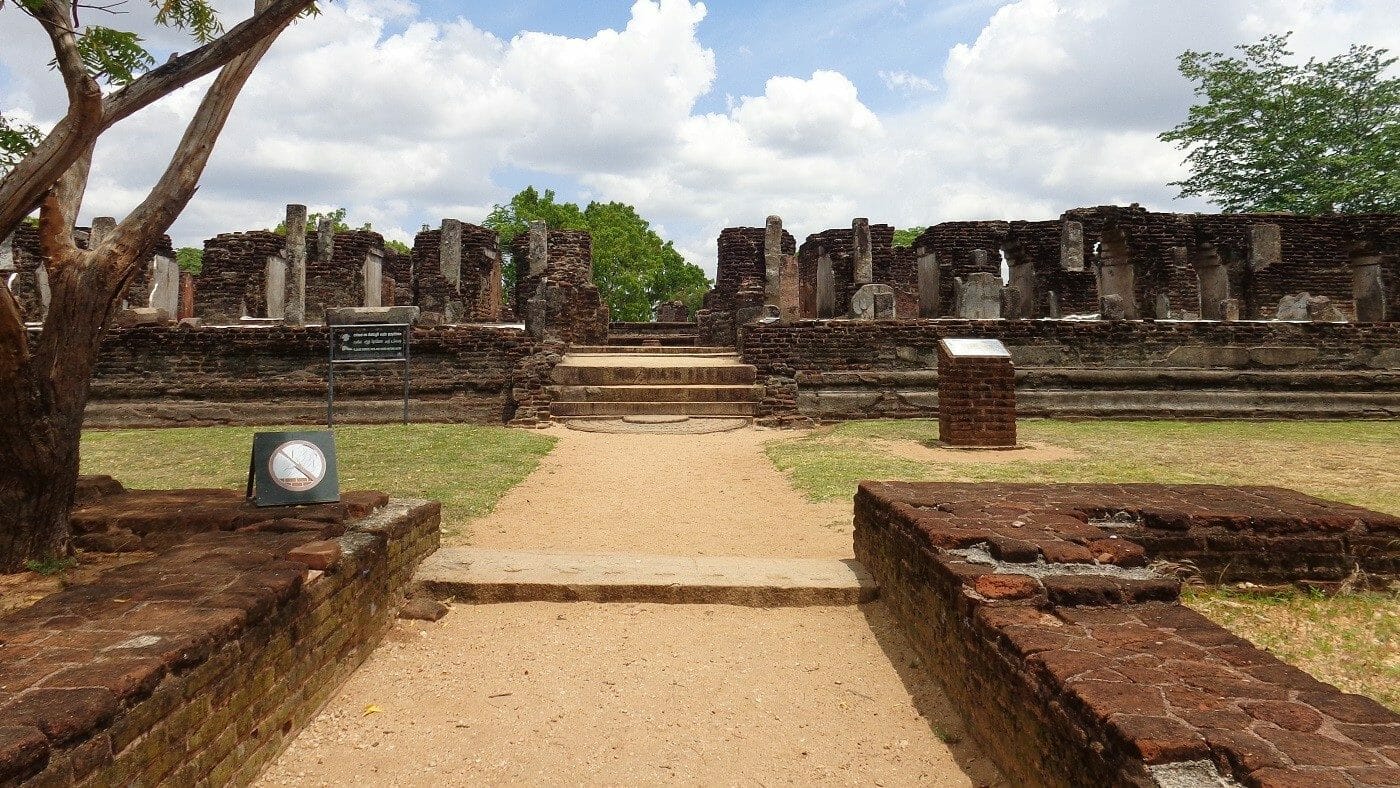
left=327, top=323, right=412, bottom=426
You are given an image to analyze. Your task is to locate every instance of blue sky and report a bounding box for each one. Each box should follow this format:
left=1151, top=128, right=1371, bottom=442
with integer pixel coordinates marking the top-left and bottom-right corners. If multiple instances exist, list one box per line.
left=3, top=0, right=1398, bottom=272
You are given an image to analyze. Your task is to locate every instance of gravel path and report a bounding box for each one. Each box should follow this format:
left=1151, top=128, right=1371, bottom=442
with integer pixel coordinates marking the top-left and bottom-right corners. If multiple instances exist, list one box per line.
left=258, top=603, right=1003, bottom=787
left=464, top=425, right=855, bottom=558
left=260, top=427, right=1004, bottom=786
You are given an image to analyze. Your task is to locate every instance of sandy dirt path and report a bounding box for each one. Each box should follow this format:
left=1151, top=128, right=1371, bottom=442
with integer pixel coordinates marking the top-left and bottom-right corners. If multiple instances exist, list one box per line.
left=463, top=425, right=854, bottom=558
left=258, top=602, right=1004, bottom=787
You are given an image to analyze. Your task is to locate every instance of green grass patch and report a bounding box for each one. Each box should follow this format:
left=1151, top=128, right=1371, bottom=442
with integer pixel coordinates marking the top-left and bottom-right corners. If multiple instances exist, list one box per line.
left=1184, top=586, right=1400, bottom=711
left=81, top=424, right=556, bottom=542
left=766, top=419, right=1400, bottom=514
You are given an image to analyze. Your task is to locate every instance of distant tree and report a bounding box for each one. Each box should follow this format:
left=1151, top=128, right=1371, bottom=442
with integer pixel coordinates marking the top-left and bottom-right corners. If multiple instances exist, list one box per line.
left=175, top=246, right=203, bottom=274
left=1160, top=33, right=1400, bottom=213
left=893, top=227, right=926, bottom=248
left=483, top=187, right=709, bottom=319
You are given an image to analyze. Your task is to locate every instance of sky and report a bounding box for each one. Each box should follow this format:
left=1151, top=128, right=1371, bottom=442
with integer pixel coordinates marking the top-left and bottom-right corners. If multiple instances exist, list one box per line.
left=2, top=0, right=1398, bottom=275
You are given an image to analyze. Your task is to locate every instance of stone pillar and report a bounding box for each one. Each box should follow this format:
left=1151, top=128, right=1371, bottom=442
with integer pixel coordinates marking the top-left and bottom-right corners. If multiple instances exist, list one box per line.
left=815, top=245, right=836, bottom=318
left=1193, top=241, right=1230, bottom=321
left=1004, top=244, right=1035, bottom=319
left=179, top=272, right=195, bottom=320
left=764, top=215, right=783, bottom=306
left=89, top=216, right=116, bottom=247
left=35, top=265, right=50, bottom=318
left=1350, top=242, right=1387, bottom=322
left=440, top=219, right=463, bottom=287
left=954, top=272, right=1002, bottom=319
left=283, top=203, right=307, bottom=325
left=314, top=217, right=333, bottom=262
left=849, top=283, right=895, bottom=319
left=778, top=253, right=800, bottom=322
left=1060, top=220, right=1084, bottom=272
left=917, top=249, right=939, bottom=318
left=364, top=247, right=384, bottom=308
left=852, top=218, right=872, bottom=285
left=265, top=253, right=287, bottom=318
left=149, top=255, right=180, bottom=314
left=527, top=220, right=548, bottom=276
left=1097, top=226, right=1138, bottom=319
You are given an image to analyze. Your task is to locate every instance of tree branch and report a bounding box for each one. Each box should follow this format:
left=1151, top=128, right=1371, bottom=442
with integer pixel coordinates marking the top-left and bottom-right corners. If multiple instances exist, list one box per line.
left=0, top=0, right=313, bottom=240
left=38, top=145, right=94, bottom=266
left=106, top=1, right=289, bottom=271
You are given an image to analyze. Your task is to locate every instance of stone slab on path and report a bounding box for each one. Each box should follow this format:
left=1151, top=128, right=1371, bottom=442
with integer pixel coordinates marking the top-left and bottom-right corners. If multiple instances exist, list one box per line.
left=418, top=548, right=877, bottom=606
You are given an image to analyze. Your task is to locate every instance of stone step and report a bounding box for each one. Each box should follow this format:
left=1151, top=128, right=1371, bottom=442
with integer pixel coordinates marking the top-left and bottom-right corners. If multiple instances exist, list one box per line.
left=416, top=548, right=877, bottom=606
left=607, top=334, right=699, bottom=347
left=570, top=346, right=735, bottom=355
left=550, top=400, right=759, bottom=417
left=552, top=361, right=758, bottom=386
left=549, top=384, right=764, bottom=403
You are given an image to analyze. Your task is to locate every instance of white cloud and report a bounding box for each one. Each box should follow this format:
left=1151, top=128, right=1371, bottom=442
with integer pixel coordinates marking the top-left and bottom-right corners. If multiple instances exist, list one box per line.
left=3, top=0, right=1398, bottom=273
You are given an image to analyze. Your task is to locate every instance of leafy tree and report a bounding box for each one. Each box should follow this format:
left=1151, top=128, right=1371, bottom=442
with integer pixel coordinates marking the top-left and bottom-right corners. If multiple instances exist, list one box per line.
left=0, top=114, right=42, bottom=172
left=0, top=0, right=317, bottom=571
left=893, top=227, right=926, bottom=248
left=483, top=187, right=709, bottom=319
left=1160, top=33, right=1400, bottom=213
left=270, top=207, right=410, bottom=253
left=175, top=246, right=203, bottom=274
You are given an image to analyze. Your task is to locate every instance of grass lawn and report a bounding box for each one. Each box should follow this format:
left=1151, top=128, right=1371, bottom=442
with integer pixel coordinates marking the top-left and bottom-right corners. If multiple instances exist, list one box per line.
left=766, top=419, right=1400, bottom=709
left=80, top=423, right=557, bottom=543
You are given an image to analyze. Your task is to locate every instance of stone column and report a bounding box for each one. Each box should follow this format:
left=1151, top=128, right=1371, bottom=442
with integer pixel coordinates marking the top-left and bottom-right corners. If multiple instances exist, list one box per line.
left=1060, top=220, right=1084, bottom=272
left=283, top=203, right=307, bottom=325
left=1193, top=241, right=1230, bottom=321
left=815, top=245, right=836, bottom=318
left=440, top=219, right=462, bottom=287
left=265, top=252, right=287, bottom=318
left=917, top=249, right=939, bottom=318
left=149, top=255, right=180, bottom=314
left=527, top=220, right=548, bottom=276
left=1004, top=244, right=1035, bottom=319
left=1350, top=242, right=1387, bottom=322
left=317, top=217, right=335, bottom=264
left=89, top=216, right=116, bottom=247
left=954, top=272, right=1002, bottom=319
left=764, top=215, right=783, bottom=306
left=1249, top=224, right=1281, bottom=273
left=363, top=247, right=384, bottom=308
left=778, top=253, right=799, bottom=322
left=1097, top=226, right=1138, bottom=319
left=852, top=218, right=872, bottom=285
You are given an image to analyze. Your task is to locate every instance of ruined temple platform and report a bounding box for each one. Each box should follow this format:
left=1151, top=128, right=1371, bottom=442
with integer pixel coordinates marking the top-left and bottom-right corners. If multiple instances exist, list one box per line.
left=548, top=347, right=762, bottom=418
left=417, top=547, right=876, bottom=606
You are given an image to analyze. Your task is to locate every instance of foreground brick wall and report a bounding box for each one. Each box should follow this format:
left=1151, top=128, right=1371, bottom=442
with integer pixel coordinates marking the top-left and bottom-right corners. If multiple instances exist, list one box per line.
left=0, top=496, right=440, bottom=786
left=855, top=482, right=1400, bottom=787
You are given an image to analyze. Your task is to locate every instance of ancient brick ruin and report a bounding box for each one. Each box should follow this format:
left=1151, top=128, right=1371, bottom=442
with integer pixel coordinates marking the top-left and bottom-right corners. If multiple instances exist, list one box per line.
left=510, top=223, right=608, bottom=345
left=856, top=481, right=1400, bottom=787
left=1, top=223, right=179, bottom=323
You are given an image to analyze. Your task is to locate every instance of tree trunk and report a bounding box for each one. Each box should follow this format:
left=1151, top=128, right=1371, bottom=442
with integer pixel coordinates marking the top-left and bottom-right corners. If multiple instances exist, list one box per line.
left=0, top=256, right=116, bottom=573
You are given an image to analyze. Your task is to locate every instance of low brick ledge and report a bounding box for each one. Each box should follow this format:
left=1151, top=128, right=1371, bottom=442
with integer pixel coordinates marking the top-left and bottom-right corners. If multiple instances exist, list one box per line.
left=0, top=496, right=440, bottom=786
left=853, top=482, right=1400, bottom=788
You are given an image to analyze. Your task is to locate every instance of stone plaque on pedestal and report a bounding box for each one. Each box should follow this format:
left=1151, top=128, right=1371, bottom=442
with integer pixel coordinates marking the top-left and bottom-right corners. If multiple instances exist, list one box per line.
left=937, top=338, right=1016, bottom=448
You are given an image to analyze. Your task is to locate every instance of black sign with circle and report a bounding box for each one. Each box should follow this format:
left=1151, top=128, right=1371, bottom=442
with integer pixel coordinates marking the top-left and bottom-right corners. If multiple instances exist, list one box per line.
left=247, top=431, right=340, bottom=507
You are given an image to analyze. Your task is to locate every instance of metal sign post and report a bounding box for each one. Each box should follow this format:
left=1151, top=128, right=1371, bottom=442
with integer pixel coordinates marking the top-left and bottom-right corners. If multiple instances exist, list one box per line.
left=327, top=323, right=412, bottom=427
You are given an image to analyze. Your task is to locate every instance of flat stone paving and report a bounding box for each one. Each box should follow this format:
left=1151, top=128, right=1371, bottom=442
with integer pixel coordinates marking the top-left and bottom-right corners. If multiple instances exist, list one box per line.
left=418, top=547, right=876, bottom=606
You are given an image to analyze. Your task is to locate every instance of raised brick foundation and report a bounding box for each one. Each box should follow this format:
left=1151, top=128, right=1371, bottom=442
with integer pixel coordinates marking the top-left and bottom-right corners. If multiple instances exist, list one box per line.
left=936, top=340, right=1016, bottom=447
left=0, top=488, right=440, bottom=786
left=854, top=482, right=1400, bottom=787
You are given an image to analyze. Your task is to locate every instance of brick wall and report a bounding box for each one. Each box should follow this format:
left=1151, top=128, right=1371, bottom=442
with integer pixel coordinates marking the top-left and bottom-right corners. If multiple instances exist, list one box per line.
left=855, top=481, right=1400, bottom=788
left=936, top=347, right=1015, bottom=446
left=73, top=324, right=537, bottom=427
left=1, top=497, right=440, bottom=786
left=196, top=231, right=284, bottom=323
left=697, top=226, right=794, bottom=345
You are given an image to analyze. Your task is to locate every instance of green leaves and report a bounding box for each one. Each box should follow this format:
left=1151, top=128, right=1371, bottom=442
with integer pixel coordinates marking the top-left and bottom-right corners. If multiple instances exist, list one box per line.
left=150, top=0, right=225, bottom=44
left=893, top=227, right=926, bottom=248
left=484, top=187, right=711, bottom=320
left=1160, top=32, right=1400, bottom=214
left=0, top=113, right=42, bottom=173
left=72, top=26, right=156, bottom=85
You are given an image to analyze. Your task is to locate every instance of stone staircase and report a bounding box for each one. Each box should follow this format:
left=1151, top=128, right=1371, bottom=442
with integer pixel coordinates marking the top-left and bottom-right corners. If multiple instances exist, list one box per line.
left=549, top=346, right=761, bottom=419
left=606, top=321, right=699, bottom=347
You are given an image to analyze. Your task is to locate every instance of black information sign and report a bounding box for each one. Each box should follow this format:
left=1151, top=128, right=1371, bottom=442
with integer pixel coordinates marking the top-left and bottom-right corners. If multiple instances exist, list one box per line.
left=246, top=430, right=340, bottom=507
left=326, top=323, right=412, bottom=426
left=332, top=325, right=409, bottom=362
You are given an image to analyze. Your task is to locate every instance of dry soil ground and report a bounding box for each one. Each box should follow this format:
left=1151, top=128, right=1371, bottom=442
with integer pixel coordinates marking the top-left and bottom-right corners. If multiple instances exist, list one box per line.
left=261, top=426, right=1006, bottom=786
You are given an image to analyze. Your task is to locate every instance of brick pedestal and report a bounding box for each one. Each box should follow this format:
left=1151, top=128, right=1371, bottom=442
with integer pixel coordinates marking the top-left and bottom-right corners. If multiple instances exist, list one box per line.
left=937, top=337, right=1016, bottom=447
